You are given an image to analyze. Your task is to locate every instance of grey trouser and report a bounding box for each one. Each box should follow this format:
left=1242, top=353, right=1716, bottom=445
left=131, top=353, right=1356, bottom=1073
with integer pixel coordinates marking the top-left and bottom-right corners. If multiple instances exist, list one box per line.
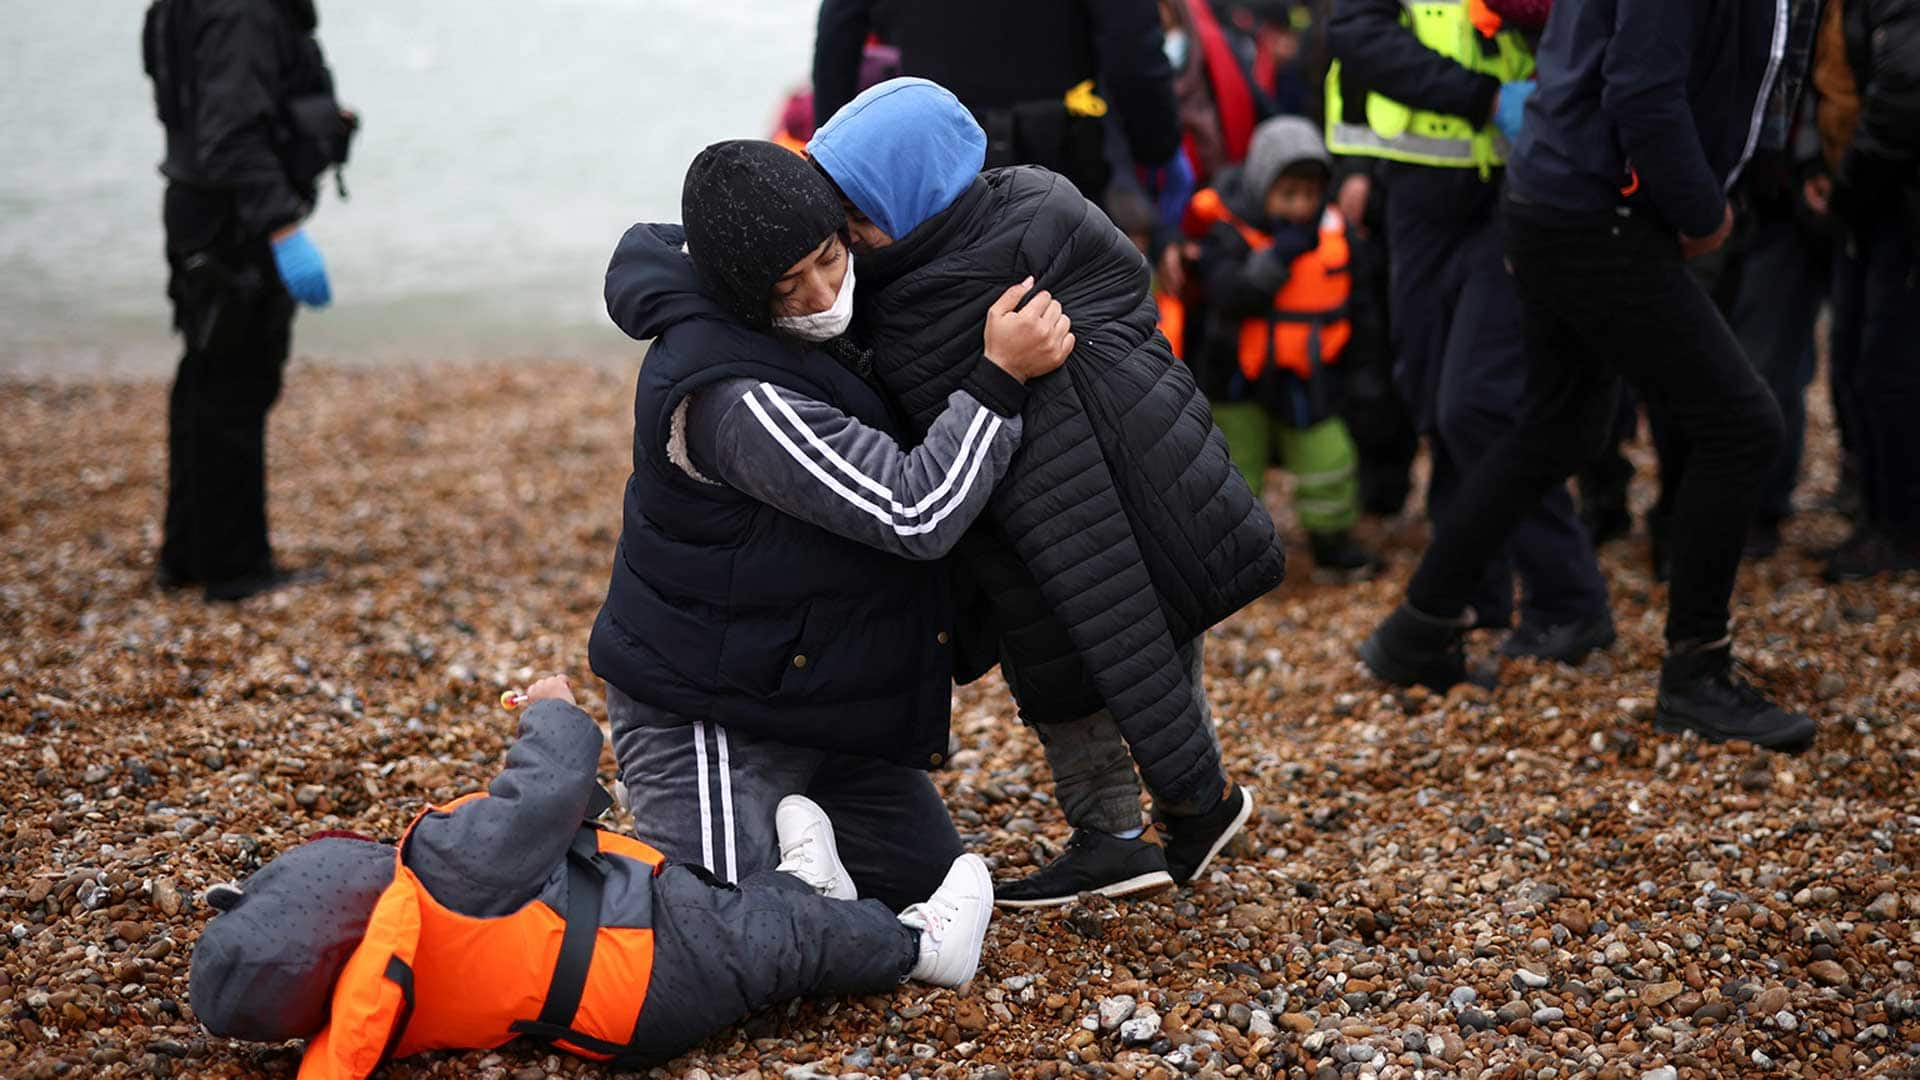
left=1009, top=642, right=1224, bottom=834
left=627, top=864, right=917, bottom=1063
left=607, top=684, right=964, bottom=912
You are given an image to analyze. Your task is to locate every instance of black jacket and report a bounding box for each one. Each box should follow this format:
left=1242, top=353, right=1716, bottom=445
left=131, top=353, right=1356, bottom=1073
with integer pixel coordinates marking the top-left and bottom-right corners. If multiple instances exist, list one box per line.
left=1835, top=0, right=1920, bottom=230
left=812, top=0, right=1182, bottom=167
left=143, top=0, right=346, bottom=238
left=854, top=167, right=1288, bottom=808
left=1507, top=0, right=1789, bottom=238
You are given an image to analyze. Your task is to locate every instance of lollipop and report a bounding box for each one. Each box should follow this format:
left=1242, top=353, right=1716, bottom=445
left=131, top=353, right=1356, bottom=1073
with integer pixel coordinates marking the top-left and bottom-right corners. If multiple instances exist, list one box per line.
left=499, top=689, right=529, bottom=710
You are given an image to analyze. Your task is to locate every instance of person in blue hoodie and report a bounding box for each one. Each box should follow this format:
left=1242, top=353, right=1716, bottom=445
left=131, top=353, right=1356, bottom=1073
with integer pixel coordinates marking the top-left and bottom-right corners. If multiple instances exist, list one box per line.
left=589, top=140, right=1073, bottom=911
left=807, top=79, right=1282, bottom=908
left=1360, top=0, right=1819, bottom=754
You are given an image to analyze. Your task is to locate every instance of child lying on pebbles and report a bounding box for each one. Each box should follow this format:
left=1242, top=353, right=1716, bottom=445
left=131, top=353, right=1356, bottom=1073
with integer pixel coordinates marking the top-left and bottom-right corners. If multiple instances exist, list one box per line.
left=187, top=676, right=992, bottom=1078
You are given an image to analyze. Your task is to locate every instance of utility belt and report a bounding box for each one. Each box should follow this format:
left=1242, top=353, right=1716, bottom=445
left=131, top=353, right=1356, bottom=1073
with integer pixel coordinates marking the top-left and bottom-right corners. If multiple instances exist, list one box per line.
left=971, top=81, right=1112, bottom=197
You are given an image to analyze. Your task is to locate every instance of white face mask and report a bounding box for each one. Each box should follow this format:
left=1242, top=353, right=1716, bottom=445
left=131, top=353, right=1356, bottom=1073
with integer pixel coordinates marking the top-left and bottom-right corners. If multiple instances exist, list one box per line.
left=771, top=256, right=856, bottom=341
left=1163, top=30, right=1188, bottom=70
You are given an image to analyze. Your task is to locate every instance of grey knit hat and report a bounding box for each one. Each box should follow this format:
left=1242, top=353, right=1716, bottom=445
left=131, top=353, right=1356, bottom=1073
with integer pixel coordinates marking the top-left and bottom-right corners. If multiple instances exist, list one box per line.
left=1244, top=116, right=1332, bottom=204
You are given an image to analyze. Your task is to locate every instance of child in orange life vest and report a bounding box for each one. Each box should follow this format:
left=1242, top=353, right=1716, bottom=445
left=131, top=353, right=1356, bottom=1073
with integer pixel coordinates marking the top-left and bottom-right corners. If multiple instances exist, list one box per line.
left=1182, top=115, right=1381, bottom=580
left=187, top=676, right=993, bottom=1079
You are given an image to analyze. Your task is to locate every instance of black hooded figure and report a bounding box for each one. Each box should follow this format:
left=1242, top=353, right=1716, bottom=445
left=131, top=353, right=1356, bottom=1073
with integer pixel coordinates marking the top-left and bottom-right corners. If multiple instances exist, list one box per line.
left=142, top=0, right=353, bottom=600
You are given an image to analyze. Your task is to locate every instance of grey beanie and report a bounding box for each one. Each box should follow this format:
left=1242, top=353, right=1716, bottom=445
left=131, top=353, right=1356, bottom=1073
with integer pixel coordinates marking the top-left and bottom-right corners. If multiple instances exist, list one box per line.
left=189, top=837, right=396, bottom=1042
left=1244, top=116, right=1332, bottom=204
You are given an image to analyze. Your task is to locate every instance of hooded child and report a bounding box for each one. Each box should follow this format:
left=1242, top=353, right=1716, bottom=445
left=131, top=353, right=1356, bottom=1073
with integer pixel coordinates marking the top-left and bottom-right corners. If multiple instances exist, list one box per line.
left=808, top=78, right=1280, bottom=908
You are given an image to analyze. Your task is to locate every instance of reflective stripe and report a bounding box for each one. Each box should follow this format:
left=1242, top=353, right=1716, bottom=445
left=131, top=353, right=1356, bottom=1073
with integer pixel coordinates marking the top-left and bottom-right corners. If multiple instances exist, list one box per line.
left=714, top=726, right=738, bottom=883
left=1728, top=0, right=1789, bottom=191
left=1326, top=119, right=1478, bottom=162
left=692, top=721, right=714, bottom=874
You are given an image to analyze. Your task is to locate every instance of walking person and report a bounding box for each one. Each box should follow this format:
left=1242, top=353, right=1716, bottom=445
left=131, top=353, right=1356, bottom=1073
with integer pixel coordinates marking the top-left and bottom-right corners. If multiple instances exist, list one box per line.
left=1327, top=0, right=1616, bottom=663
left=1360, top=0, right=1821, bottom=752
left=142, top=0, right=355, bottom=601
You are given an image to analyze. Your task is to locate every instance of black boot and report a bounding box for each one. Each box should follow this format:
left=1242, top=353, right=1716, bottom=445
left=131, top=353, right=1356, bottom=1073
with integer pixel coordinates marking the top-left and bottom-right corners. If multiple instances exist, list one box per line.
left=1501, top=610, right=1617, bottom=664
left=1824, top=529, right=1920, bottom=582
left=1360, top=603, right=1476, bottom=691
left=1654, top=641, right=1816, bottom=752
left=1309, top=530, right=1384, bottom=582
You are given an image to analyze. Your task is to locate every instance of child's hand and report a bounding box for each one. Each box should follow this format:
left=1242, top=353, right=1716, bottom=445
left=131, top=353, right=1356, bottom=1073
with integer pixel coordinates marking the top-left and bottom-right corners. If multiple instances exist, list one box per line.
left=525, top=675, right=575, bottom=706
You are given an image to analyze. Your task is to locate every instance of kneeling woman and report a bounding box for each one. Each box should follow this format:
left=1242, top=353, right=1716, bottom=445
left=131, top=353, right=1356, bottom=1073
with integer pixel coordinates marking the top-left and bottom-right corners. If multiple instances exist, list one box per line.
left=591, top=141, right=1071, bottom=909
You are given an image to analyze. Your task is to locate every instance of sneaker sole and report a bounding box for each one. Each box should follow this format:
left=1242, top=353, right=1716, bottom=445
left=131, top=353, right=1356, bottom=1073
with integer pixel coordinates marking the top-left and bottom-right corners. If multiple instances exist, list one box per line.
left=993, top=869, right=1176, bottom=909
left=1179, top=787, right=1256, bottom=884
left=1651, top=712, right=1816, bottom=754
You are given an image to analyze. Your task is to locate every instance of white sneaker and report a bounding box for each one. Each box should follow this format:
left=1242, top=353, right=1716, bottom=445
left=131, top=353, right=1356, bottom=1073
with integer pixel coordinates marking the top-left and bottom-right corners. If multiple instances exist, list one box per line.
left=773, top=795, right=856, bottom=900
left=898, top=853, right=993, bottom=988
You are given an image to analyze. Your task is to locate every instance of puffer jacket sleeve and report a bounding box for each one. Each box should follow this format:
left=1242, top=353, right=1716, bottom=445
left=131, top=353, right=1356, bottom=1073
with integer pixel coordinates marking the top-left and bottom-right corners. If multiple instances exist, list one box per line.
left=1854, top=0, right=1920, bottom=163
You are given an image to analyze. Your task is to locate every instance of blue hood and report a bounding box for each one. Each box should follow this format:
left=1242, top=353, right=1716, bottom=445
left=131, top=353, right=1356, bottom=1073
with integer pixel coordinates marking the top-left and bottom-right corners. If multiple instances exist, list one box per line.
left=604, top=222, right=732, bottom=342
left=807, top=78, right=986, bottom=241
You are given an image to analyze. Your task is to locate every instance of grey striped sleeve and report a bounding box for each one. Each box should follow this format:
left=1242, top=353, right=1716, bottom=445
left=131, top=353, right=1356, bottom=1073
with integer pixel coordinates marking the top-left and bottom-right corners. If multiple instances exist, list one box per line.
left=682, top=378, right=1023, bottom=561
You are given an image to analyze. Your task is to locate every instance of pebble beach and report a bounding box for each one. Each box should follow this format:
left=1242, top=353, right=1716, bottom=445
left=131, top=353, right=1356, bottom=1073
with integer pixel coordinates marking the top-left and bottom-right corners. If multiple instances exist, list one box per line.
left=2, top=361, right=1916, bottom=1079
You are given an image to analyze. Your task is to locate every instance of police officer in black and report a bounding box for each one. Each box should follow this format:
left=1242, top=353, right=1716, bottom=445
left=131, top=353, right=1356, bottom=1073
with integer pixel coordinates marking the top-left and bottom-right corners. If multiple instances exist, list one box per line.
left=143, top=0, right=354, bottom=601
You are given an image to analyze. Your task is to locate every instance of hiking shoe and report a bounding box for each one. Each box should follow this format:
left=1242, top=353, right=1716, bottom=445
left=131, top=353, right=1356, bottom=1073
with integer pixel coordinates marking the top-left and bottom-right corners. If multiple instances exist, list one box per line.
left=994, top=830, right=1173, bottom=909
left=774, top=795, right=856, bottom=900
left=1824, top=529, right=1920, bottom=582
left=1654, top=642, right=1815, bottom=753
left=1360, top=603, right=1476, bottom=690
left=900, top=854, right=993, bottom=987
left=1500, top=611, right=1617, bottom=664
left=1309, top=530, right=1384, bottom=582
left=1157, top=784, right=1255, bottom=883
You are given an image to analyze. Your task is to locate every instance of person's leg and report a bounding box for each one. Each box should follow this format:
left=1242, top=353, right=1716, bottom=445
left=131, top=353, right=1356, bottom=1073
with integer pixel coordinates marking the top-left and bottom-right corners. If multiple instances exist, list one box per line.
left=1727, top=216, right=1824, bottom=528
left=1435, top=225, right=1610, bottom=632
left=1277, top=416, right=1361, bottom=535
left=803, top=758, right=964, bottom=912
left=626, top=865, right=919, bottom=1062
left=1030, top=712, right=1148, bottom=835
left=1832, top=224, right=1920, bottom=575
left=607, top=684, right=816, bottom=883
left=194, top=239, right=292, bottom=586
left=1211, top=401, right=1271, bottom=497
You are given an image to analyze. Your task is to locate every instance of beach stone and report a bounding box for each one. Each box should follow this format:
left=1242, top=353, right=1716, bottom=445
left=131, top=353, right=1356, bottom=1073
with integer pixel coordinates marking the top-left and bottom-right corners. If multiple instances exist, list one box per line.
left=1641, top=1069, right=1678, bottom=1080
left=1808, top=960, right=1850, bottom=987
left=1227, top=1003, right=1253, bottom=1032
left=1753, top=986, right=1789, bottom=1015
left=1514, top=969, right=1549, bottom=990
left=1641, top=982, right=1684, bottom=1007
left=1532, top=1007, right=1565, bottom=1025
left=1448, top=987, right=1478, bottom=1010
left=1098, top=995, right=1137, bottom=1031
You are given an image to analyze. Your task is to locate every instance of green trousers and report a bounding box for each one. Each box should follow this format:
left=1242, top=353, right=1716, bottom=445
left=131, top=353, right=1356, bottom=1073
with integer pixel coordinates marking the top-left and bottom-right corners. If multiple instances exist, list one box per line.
left=1212, top=403, right=1359, bottom=534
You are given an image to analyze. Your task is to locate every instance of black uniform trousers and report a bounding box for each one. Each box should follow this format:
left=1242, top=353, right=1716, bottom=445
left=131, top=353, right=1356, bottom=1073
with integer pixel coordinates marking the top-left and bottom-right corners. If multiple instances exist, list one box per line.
left=1831, top=211, right=1920, bottom=543
left=1405, top=198, right=1784, bottom=648
left=159, top=183, right=295, bottom=585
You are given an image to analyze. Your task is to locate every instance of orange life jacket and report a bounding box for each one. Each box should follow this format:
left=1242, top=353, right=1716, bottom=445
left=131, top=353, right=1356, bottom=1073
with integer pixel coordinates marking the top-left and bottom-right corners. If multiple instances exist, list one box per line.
left=1155, top=288, right=1186, bottom=361
left=1186, top=187, right=1351, bottom=384
left=298, top=793, right=667, bottom=1080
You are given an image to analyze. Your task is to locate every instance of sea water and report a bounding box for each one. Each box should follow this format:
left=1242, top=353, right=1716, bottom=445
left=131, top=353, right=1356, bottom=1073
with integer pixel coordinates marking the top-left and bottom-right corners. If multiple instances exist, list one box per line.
left=0, top=0, right=815, bottom=375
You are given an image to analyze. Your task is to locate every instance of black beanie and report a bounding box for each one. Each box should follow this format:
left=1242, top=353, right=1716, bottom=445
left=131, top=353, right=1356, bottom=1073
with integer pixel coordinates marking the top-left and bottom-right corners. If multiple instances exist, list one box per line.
left=682, top=140, right=846, bottom=328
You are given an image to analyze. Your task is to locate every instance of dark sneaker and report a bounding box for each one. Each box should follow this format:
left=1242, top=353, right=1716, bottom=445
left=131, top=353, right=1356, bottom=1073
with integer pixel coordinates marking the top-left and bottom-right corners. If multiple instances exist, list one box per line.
left=1157, top=784, right=1255, bottom=883
left=994, top=829, right=1174, bottom=909
left=1654, top=643, right=1815, bottom=753
left=1309, top=530, right=1384, bottom=582
left=1360, top=603, right=1476, bottom=691
left=1500, top=611, right=1617, bottom=664
left=204, top=563, right=323, bottom=603
left=1824, top=530, right=1920, bottom=582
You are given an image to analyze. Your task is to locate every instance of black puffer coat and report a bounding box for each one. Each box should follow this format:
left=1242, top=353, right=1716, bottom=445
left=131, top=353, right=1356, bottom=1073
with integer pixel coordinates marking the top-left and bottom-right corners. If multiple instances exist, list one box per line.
left=855, top=166, right=1287, bottom=808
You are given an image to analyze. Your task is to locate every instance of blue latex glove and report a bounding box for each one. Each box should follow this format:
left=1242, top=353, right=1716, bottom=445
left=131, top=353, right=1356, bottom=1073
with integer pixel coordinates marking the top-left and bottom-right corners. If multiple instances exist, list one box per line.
left=1138, top=151, right=1197, bottom=232
left=271, top=228, right=332, bottom=307
left=1494, top=80, right=1536, bottom=145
